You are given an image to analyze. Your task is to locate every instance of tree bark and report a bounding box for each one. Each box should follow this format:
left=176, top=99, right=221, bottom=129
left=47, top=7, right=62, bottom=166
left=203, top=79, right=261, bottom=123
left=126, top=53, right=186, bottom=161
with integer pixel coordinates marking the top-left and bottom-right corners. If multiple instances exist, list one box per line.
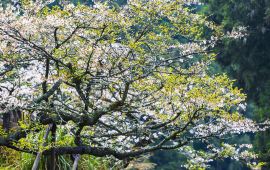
left=72, top=154, right=80, bottom=170
left=46, top=123, right=57, bottom=170
left=3, top=111, right=10, bottom=132
left=32, top=124, right=52, bottom=170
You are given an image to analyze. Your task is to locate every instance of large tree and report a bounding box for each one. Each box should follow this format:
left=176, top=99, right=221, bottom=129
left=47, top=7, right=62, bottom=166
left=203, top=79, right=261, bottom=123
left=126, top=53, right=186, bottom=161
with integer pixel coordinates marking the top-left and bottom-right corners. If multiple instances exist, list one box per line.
left=0, top=0, right=267, bottom=169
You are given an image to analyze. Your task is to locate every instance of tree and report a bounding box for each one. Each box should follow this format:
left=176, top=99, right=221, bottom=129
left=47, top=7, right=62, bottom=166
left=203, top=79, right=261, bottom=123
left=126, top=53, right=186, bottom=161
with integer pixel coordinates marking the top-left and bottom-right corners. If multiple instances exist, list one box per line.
left=0, top=0, right=267, bottom=169
left=202, top=0, right=270, bottom=109
left=202, top=0, right=270, bottom=167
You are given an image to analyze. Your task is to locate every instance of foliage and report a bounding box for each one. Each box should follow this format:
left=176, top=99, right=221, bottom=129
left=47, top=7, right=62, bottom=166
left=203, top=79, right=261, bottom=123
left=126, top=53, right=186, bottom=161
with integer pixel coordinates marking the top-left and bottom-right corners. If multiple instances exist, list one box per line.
left=0, top=146, right=35, bottom=170
left=0, top=0, right=268, bottom=169
left=201, top=0, right=270, bottom=168
left=202, top=0, right=270, bottom=111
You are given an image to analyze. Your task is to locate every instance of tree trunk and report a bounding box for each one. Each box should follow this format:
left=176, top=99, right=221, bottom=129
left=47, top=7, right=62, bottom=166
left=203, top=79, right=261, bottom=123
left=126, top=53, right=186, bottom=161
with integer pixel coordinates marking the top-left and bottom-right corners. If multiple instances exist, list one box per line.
left=46, top=123, right=57, bottom=170
left=32, top=124, right=52, bottom=170
left=3, top=111, right=10, bottom=132
left=72, top=154, right=80, bottom=170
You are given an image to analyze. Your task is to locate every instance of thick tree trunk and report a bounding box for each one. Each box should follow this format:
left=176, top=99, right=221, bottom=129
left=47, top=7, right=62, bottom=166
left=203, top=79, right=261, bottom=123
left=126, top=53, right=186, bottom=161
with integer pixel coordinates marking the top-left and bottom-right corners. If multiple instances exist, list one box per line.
left=2, top=109, right=21, bottom=132
left=2, top=111, right=10, bottom=132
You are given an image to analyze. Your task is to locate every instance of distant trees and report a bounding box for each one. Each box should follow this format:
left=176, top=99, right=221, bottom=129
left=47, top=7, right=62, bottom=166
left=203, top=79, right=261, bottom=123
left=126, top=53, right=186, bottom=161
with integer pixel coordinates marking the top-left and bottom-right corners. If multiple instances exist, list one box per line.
left=202, top=0, right=270, bottom=167
left=202, top=0, right=270, bottom=110
left=0, top=0, right=267, bottom=169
